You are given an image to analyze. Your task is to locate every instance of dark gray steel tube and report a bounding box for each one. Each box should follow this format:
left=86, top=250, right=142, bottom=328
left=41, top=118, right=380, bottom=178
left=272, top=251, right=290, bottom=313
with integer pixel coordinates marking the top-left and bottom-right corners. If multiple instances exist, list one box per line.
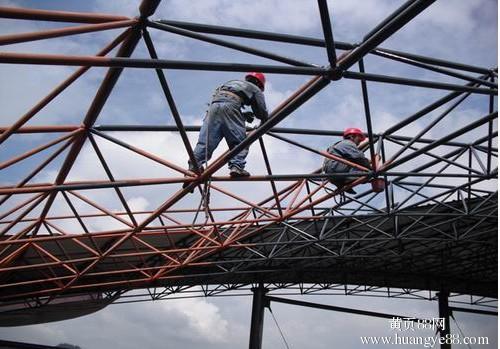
left=372, top=50, right=497, bottom=88
left=358, top=59, right=377, bottom=167
left=338, top=0, right=436, bottom=70
left=362, top=0, right=419, bottom=41
left=343, top=71, right=496, bottom=96
left=378, top=47, right=491, bottom=75
left=158, top=19, right=351, bottom=49
left=142, top=29, right=200, bottom=172
left=148, top=20, right=314, bottom=67
left=386, top=112, right=498, bottom=170
left=0, top=52, right=326, bottom=75
left=383, top=76, right=489, bottom=136
left=249, top=285, right=268, bottom=349
left=267, top=295, right=427, bottom=321
left=317, top=0, right=337, bottom=66
left=438, top=292, right=451, bottom=349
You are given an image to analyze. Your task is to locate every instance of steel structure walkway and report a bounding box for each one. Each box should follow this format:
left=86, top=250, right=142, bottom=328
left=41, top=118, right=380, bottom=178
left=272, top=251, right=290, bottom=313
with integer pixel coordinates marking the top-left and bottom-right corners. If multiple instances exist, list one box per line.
left=0, top=0, right=497, bottom=325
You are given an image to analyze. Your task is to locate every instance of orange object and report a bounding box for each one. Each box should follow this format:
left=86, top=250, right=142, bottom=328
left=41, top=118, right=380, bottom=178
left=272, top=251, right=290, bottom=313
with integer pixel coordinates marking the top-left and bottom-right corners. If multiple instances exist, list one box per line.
left=245, top=72, right=266, bottom=91
left=371, top=178, right=385, bottom=192
left=343, top=127, right=366, bottom=141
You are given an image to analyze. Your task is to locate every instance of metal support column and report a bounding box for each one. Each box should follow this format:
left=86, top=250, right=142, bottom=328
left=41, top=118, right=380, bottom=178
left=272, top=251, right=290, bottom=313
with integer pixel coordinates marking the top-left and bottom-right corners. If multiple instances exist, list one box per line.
left=438, top=291, right=451, bottom=349
left=249, top=284, right=269, bottom=349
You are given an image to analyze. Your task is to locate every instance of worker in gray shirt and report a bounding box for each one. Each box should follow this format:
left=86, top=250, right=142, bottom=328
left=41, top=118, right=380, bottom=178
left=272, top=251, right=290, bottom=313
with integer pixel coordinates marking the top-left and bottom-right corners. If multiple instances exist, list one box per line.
left=187, top=72, right=268, bottom=181
left=323, top=127, right=370, bottom=194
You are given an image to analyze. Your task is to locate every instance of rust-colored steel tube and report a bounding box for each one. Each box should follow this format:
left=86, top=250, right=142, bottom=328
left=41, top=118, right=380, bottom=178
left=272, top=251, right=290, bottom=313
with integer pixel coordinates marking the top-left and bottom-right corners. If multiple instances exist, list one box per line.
left=0, top=125, right=80, bottom=134
left=0, top=19, right=136, bottom=46
left=0, top=129, right=80, bottom=170
left=0, top=6, right=130, bottom=23
left=0, top=28, right=132, bottom=146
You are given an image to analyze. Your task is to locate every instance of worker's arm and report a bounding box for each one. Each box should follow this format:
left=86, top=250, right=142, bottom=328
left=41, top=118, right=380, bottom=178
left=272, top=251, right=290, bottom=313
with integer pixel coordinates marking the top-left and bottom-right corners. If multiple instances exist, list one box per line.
left=353, top=156, right=371, bottom=169
left=250, top=90, right=268, bottom=122
left=337, top=140, right=370, bottom=169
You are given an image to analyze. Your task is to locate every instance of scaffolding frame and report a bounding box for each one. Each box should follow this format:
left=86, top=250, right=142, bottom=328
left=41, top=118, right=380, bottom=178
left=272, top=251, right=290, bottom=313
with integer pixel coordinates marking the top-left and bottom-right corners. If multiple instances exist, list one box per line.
left=0, top=0, right=497, bottom=317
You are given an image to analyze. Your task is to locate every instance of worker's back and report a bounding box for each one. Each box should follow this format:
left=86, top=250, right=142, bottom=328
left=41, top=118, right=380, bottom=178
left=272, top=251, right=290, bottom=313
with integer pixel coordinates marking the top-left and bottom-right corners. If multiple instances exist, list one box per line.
left=214, top=80, right=268, bottom=121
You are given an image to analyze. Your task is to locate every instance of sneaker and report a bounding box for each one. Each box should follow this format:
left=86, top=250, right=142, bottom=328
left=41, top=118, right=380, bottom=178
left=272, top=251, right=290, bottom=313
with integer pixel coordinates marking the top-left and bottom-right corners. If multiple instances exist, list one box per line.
left=229, top=166, right=250, bottom=177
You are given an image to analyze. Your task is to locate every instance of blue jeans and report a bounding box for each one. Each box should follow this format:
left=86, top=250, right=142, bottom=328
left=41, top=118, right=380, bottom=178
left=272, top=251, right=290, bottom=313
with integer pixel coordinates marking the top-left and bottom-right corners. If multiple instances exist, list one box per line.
left=323, top=160, right=361, bottom=184
left=191, top=101, right=248, bottom=170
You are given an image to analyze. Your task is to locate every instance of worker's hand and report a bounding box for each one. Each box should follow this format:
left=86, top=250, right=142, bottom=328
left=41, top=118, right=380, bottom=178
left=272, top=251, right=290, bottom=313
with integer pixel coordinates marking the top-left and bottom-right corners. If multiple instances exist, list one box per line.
left=242, top=111, right=255, bottom=124
left=358, top=139, right=369, bottom=149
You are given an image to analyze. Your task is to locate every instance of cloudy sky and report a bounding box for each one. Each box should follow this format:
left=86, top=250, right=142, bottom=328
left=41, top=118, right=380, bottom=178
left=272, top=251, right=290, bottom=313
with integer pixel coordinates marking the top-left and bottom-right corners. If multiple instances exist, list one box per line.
left=0, top=0, right=498, bottom=348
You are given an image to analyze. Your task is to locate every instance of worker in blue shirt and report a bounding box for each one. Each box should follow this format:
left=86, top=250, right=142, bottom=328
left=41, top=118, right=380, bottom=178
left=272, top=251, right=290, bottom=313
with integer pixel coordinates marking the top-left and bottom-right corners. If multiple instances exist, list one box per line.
left=187, top=72, right=268, bottom=183
left=323, top=127, right=370, bottom=194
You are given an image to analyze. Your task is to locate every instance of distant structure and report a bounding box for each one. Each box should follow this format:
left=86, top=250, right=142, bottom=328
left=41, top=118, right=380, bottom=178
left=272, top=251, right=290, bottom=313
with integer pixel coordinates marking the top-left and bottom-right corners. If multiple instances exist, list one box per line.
left=0, top=1, right=497, bottom=348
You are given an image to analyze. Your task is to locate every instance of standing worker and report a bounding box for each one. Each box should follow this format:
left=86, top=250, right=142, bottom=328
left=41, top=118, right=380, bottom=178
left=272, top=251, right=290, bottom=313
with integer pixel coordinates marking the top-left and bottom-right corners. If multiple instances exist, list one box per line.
left=323, top=127, right=370, bottom=194
left=186, top=72, right=268, bottom=183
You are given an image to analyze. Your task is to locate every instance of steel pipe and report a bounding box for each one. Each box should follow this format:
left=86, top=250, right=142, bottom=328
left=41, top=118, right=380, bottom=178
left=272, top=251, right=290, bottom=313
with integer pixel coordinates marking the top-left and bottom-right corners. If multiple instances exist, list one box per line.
left=147, top=20, right=315, bottom=67
left=0, top=19, right=136, bottom=46
left=343, top=71, right=496, bottom=96
left=0, top=52, right=327, bottom=75
left=0, top=6, right=130, bottom=23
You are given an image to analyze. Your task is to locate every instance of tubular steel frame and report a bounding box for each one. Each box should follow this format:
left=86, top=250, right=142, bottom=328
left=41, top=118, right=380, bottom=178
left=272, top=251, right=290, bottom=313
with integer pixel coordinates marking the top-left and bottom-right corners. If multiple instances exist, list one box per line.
left=0, top=0, right=497, bottom=317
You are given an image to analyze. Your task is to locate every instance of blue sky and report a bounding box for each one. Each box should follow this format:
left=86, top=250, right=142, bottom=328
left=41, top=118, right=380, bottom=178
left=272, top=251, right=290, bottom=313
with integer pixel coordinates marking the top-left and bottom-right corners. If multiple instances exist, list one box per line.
left=0, top=0, right=497, bottom=348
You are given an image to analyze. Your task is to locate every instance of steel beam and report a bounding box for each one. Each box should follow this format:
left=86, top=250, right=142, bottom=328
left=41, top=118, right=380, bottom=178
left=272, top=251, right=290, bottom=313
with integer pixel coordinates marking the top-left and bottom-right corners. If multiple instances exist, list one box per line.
left=337, top=0, right=436, bottom=70
left=249, top=284, right=268, bottom=349
left=158, top=19, right=340, bottom=48
left=0, top=28, right=131, bottom=146
left=358, top=59, right=377, bottom=167
left=438, top=291, right=451, bottom=349
left=383, top=75, right=490, bottom=136
left=0, top=52, right=326, bottom=75
left=266, top=295, right=427, bottom=321
left=147, top=20, right=314, bottom=67
left=343, top=71, right=496, bottom=95
left=0, top=19, right=136, bottom=46
left=158, top=19, right=491, bottom=75
left=377, top=47, right=492, bottom=75
left=0, top=6, right=130, bottom=23
left=317, top=0, right=337, bottom=66
left=449, top=307, right=497, bottom=316
left=384, top=112, right=498, bottom=170
left=142, top=29, right=200, bottom=173
left=372, top=49, right=497, bottom=88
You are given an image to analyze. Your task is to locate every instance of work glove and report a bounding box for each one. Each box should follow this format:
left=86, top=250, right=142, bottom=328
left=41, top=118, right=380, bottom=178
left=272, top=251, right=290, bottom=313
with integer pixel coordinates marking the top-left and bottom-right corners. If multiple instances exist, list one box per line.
left=242, top=111, right=255, bottom=123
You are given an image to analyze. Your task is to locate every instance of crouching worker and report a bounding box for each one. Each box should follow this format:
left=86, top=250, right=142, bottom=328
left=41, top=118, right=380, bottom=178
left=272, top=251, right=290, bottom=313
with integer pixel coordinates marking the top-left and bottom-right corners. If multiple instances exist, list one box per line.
left=186, top=72, right=268, bottom=186
left=323, top=127, right=370, bottom=194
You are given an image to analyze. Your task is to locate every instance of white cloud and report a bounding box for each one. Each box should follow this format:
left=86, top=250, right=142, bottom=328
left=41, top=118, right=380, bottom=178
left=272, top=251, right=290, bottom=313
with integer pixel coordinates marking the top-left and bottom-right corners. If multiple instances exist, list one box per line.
left=161, top=297, right=229, bottom=342
left=127, top=196, right=150, bottom=211
left=155, top=0, right=319, bottom=34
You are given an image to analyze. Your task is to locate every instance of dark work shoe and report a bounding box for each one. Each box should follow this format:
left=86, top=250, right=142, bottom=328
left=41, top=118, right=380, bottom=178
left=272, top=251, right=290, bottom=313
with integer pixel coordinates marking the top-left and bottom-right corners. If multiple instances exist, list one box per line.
left=182, top=179, right=195, bottom=193
left=329, top=179, right=356, bottom=194
left=344, top=187, right=357, bottom=195
left=182, top=166, right=203, bottom=193
left=229, top=166, right=250, bottom=178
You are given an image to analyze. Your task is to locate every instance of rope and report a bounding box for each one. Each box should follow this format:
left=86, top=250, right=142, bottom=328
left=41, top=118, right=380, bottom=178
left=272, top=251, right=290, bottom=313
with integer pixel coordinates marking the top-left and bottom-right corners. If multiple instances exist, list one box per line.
left=268, top=307, right=291, bottom=349
left=191, top=193, right=204, bottom=226
left=202, top=179, right=211, bottom=220
left=202, top=108, right=211, bottom=220
left=451, top=314, right=473, bottom=349
left=191, top=106, right=212, bottom=226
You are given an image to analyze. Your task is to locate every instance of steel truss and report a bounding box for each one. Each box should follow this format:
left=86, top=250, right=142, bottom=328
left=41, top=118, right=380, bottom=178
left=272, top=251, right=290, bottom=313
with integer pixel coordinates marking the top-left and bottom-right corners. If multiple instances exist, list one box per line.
left=0, top=0, right=497, bottom=322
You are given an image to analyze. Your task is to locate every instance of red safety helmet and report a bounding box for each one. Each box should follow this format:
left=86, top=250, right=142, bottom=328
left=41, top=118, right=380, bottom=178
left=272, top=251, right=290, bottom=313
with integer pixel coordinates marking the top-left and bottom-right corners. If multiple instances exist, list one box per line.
left=343, top=127, right=366, bottom=141
left=245, top=72, right=266, bottom=91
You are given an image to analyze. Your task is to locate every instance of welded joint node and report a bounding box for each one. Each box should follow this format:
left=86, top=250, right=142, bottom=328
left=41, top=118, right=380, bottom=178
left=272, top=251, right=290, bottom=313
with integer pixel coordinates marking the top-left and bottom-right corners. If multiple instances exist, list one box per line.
left=326, top=66, right=344, bottom=81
